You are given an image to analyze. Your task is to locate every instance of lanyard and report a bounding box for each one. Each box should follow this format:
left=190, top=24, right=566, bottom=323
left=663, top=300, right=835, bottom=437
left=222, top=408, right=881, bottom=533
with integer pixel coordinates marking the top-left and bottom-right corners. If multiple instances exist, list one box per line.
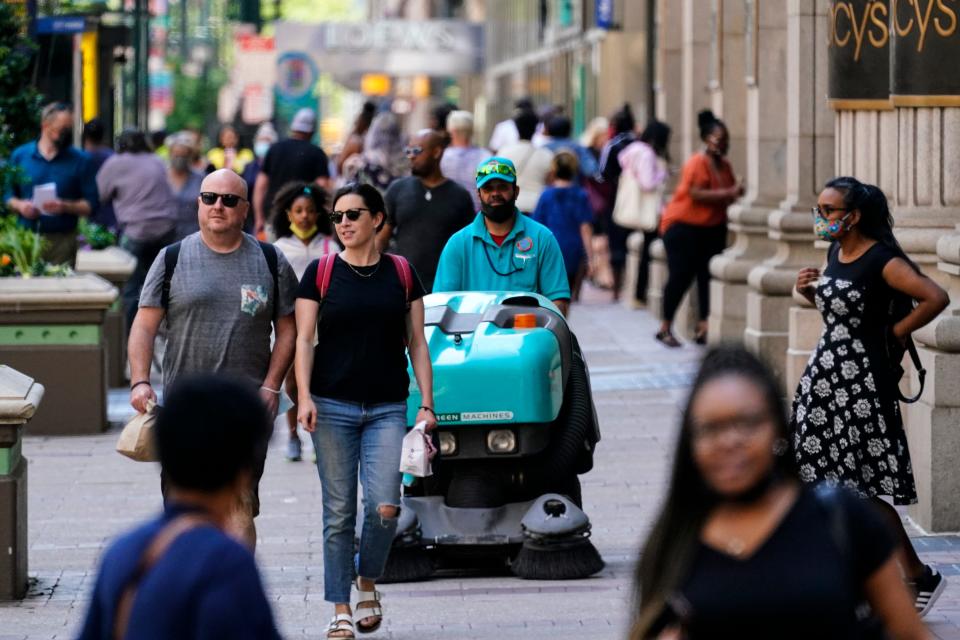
left=482, top=239, right=524, bottom=277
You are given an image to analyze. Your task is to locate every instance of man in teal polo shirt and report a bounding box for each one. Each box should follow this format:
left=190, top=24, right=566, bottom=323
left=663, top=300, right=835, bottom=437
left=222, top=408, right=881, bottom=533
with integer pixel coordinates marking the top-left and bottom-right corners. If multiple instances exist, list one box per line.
left=434, top=156, right=571, bottom=315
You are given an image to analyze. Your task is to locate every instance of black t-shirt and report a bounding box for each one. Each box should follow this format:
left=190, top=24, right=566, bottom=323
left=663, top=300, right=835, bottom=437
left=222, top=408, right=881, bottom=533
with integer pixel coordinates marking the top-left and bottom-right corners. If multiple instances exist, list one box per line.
left=262, top=138, right=330, bottom=210
left=295, top=255, right=425, bottom=403
left=677, top=486, right=895, bottom=639
left=384, top=177, right=476, bottom=292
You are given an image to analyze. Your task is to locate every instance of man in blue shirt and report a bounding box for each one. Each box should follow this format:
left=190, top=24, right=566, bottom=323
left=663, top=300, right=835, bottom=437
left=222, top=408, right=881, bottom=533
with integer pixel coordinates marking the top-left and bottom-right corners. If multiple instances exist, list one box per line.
left=434, top=156, right=572, bottom=315
left=77, top=375, right=281, bottom=640
left=3, top=103, right=97, bottom=267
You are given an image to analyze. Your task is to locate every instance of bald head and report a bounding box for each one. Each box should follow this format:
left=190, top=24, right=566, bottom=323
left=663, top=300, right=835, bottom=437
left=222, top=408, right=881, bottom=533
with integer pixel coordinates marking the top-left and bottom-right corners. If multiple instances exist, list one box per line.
left=201, top=168, right=248, bottom=199
left=410, top=129, right=446, bottom=179
left=415, top=129, right=445, bottom=153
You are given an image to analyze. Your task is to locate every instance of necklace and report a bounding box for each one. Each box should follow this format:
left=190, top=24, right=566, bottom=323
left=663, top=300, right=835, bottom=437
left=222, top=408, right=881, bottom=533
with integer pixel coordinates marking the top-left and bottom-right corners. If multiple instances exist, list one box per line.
left=423, top=184, right=432, bottom=201
left=342, top=257, right=381, bottom=278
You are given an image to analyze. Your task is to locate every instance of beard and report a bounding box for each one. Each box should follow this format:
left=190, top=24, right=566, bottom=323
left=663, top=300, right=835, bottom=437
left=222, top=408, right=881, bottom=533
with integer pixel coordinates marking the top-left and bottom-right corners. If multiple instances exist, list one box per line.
left=480, top=199, right=516, bottom=224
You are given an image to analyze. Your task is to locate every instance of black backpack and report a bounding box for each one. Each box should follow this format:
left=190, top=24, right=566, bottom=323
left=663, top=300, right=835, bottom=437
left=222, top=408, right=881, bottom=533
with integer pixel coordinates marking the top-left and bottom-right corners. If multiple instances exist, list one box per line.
left=160, top=239, right=279, bottom=320
left=884, top=292, right=925, bottom=404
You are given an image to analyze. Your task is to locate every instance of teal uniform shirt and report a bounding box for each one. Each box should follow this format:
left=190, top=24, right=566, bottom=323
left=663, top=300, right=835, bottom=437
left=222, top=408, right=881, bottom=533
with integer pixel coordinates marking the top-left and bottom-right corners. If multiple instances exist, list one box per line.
left=433, top=211, right=572, bottom=301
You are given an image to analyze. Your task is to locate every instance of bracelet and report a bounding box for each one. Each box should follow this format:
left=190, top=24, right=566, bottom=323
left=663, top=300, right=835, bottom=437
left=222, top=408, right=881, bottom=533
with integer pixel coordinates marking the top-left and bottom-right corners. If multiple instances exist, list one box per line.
left=130, top=380, right=151, bottom=391
left=260, top=386, right=281, bottom=395
left=418, top=405, right=435, bottom=415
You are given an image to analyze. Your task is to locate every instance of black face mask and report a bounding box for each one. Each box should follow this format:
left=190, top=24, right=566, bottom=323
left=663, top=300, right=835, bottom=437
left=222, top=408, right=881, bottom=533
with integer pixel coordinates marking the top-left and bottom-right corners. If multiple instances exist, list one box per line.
left=54, top=130, right=72, bottom=150
left=480, top=200, right=515, bottom=224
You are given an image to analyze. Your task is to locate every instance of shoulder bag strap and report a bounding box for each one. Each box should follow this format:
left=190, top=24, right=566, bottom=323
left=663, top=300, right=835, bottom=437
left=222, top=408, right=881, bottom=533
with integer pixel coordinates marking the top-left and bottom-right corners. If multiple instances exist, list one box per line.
left=161, top=241, right=182, bottom=313
left=386, top=253, right=413, bottom=307
left=113, top=514, right=211, bottom=640
left=257, top=241, right=279, bottom=321
left=900, top=337, right=926, bottom=404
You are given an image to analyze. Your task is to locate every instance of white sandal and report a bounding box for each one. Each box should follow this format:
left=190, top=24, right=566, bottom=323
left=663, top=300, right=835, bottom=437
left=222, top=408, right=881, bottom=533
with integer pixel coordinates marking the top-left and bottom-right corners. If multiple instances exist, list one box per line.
left=354, top=581, right=383, bottom=634
left=327, top=613, right=355, bottom=639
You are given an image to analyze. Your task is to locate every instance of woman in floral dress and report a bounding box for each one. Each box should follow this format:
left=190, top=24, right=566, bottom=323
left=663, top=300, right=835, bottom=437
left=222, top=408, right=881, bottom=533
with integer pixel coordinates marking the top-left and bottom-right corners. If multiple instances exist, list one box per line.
left=792, top=177, right=949, bottom=616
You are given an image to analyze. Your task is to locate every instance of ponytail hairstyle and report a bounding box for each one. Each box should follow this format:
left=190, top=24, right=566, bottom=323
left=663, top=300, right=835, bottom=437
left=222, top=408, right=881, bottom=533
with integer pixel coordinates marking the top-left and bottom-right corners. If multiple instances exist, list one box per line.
left=612, top=103, right=636, bottom=135
left=697, top=109, right=726, bottom=142
left=639, top=120, right=672, bottom=162
left=824, top=177, right=919, bottom=272
left=631, top=345, right=797, bottom=639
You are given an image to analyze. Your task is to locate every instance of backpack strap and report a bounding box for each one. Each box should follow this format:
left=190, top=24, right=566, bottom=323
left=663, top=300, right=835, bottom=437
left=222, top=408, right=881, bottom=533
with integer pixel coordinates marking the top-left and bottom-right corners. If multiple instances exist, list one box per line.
left=160, top=241, right=182, bottom=313
left=900, top=337, right=926, bottom=404
left=314, top=253, right=337, bottom=300
left=386, top=253, right=413, bottom=308
left=257, top=241, right=279, bottom=321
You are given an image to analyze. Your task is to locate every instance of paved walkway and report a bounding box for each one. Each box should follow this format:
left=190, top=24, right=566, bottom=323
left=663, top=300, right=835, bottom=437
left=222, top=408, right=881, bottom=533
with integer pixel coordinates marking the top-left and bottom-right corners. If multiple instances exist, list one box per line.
left=3, top=288, right=960, bottom=638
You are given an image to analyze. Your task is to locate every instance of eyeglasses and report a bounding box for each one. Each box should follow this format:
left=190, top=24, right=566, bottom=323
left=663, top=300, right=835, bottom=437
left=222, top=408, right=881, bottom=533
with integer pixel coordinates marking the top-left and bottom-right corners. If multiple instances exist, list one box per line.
left=690, top=412, right=772, bottom=446
left=811, top=205, right=852, bottom=219
left=476, top=162, right=517, bottom=180
left=404, top=146, right=423, bottom=158
left=200, top=192, right=245, bottom=208
left=329, top=208, right=371, bottom=224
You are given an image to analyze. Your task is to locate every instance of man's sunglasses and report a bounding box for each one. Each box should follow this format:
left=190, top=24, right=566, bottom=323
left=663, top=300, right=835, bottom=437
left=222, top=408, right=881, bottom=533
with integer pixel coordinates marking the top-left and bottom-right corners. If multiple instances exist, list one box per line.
left=476, top=162, right=517, bottom=179
left=329, top=208, right=371, bottom=224
left=200, top=192, right=245, bottom=208
left=404, top=146, right=423, bottom=158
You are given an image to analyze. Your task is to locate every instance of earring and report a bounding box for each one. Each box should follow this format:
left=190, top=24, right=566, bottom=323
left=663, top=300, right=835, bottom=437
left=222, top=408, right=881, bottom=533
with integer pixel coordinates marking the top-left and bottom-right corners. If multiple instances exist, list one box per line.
left=772, top=438, right=788, bottom=457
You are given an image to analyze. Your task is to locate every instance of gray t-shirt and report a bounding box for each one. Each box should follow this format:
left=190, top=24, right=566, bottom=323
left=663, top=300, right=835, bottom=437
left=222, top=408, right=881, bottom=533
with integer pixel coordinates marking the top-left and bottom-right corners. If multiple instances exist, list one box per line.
left=140, top=233, right=298, bottom=388
left=96, top=152, right=178, bottom=241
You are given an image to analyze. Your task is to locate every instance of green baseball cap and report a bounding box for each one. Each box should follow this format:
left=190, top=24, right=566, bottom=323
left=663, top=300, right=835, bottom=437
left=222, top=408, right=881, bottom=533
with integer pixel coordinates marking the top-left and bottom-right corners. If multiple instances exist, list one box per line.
left=476, top=156, right=518, bottom=188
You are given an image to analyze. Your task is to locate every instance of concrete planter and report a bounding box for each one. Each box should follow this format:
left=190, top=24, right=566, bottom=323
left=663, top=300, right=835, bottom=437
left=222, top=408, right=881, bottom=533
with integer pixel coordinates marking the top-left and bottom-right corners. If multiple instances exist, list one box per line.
left=0, top=274, right=117, bottom=435
left=0, top=366, right=44, bottom=600
left=75, top=247, right=137, bottom=387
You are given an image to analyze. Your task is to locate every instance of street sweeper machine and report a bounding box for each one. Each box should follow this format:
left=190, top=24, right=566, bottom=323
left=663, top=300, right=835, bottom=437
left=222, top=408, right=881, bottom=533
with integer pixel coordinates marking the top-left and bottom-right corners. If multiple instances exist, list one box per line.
left=383, top=291, right=604, bottom=582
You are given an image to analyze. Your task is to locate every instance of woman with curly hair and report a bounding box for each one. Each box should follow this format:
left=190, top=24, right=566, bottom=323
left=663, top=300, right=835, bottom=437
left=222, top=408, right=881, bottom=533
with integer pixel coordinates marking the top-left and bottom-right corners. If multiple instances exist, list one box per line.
left=272, top=181, right=337, bottom=461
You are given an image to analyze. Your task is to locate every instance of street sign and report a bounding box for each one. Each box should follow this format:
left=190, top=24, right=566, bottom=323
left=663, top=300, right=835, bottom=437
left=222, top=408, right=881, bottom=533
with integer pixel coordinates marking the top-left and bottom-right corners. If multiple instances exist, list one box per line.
left=35, top=16, right=88, bottom=34
left=596, top=0, right=615, bottom=30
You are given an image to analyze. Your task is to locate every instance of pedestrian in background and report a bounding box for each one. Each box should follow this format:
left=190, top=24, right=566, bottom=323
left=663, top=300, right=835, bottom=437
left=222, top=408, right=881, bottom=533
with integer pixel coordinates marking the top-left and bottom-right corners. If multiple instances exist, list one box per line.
left=96, top=128, right=179, bottom=333
left=543, top=115, right=598, bottom=181
left=129, top=169, right=298, bottom=550
left=533, top=150, right=594, bottom=301
left=82, top=118, right=116, bottom=230
left=497, top=107, right=554, bottom=214
left=77, top=375, right=282, bottom=640
left=166, top=131, right=205, bottom=240
left=344, top=111, right=408, bottom=194
left=3, top=102, right=97, bottom=267
left=271, top=181, right=336, bottom=462
left=619, top=120, right=671, bottom=308
left=335, top=101, right=376, bottom=178
left=441, top=109, right=489, bottom=212
left=379, top=129, right=475, bottom=291
left=428, top=101, right=458, bottom=147
left=580, top=117, right=615, bottom=289
left=295, top=182, right=435, bottom=640
left=631, top=345, right=927, bottom=640
left=253, top=108, right=331, bottom=237
left=656, top=110, right=741, bottom=347
left=598, top=103, right=637, bottom=301
left=793, top=177, right=949, bottom=617
left=488, top=97, right=532, bottom=153
left=241, top=122, right=278, bottom=217
left=206, top=124, right=254, bottom=176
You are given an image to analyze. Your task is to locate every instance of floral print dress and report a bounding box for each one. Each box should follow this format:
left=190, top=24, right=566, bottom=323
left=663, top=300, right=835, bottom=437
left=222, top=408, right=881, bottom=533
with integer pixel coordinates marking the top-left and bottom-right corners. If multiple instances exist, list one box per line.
left=790, top=242, right=917, bottom=505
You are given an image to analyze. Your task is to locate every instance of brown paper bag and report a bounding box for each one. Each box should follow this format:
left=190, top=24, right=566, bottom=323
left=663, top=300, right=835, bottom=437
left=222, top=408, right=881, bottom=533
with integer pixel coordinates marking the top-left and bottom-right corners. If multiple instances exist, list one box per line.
left=116, top=399, right=158, bottom=462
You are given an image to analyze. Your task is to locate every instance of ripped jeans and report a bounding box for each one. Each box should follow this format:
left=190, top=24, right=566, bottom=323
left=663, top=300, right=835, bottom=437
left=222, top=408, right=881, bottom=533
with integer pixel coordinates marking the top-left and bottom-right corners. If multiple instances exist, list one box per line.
left=311, top=397, right=406, bottom=603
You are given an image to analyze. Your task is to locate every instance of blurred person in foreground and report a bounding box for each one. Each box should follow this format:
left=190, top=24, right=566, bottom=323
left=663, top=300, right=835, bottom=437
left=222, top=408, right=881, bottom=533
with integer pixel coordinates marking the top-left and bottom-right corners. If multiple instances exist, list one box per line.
left=96, top=129, right=179, bottom=332
left=77, top=375, right=281, bottom=640
left=3, top=102, right=97, bottom=267
left=253, top=108, right=331, bottom=237
left=631, top=345, right=928, bottom=640
left=440, top=110, right=490, bottom=212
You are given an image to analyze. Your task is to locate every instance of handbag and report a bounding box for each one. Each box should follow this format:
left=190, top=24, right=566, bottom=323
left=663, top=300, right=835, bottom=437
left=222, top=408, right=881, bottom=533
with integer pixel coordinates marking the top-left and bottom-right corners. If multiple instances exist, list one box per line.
left=612, top=169, right=661, bottom=232
left=116, top=399, right=158, bottom=462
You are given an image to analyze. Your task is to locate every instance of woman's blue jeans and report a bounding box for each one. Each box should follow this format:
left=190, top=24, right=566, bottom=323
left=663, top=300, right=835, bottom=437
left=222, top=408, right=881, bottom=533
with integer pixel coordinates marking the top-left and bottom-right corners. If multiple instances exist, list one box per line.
left=311, top=397, right=406, bottom=604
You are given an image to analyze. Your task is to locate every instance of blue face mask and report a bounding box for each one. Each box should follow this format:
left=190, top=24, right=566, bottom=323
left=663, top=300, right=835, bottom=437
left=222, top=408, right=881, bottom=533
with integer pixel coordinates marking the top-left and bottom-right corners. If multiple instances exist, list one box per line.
left=254, top=141, right=270, bottom=158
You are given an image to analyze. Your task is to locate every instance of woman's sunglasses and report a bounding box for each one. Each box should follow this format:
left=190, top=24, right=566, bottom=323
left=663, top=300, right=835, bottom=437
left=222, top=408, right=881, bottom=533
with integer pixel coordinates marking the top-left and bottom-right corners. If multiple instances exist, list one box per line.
left=200, top=192, right=245, bottom=208
left=329, top=207, right=371, bottom=224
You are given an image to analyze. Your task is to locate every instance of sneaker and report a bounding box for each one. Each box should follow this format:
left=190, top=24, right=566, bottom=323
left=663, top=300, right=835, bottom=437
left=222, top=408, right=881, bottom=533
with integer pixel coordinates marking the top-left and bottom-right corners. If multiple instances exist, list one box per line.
left=286, top=436, right=302, bottom=462
left=912, top=565, right=946, bottom=617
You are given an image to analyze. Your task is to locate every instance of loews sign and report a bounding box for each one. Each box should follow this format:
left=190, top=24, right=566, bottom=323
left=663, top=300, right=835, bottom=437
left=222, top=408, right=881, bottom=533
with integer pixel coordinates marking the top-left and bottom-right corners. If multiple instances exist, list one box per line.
left=828, top=0, right=960, bottom=108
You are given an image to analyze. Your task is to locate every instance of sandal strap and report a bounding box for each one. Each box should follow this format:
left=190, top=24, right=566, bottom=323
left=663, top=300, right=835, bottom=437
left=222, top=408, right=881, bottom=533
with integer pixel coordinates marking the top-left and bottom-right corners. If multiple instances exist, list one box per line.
left=329, top=613, right=355, bottom=628
left=355, top=589, right=380, bottom=602
left=355, top=603, right=382, bottom=618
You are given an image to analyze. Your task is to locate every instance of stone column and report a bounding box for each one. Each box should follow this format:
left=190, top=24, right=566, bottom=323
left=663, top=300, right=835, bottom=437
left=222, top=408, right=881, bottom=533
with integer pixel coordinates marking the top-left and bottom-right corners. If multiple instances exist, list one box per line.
left=745, top=0, right=831, bottom=385
left=709, top=0, right=789, bottom=344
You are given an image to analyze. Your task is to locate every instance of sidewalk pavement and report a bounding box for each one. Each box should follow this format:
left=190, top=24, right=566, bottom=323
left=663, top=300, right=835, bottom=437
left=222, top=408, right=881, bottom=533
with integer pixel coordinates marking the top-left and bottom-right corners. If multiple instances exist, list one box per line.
left=3, top=285, right=960, bottom=639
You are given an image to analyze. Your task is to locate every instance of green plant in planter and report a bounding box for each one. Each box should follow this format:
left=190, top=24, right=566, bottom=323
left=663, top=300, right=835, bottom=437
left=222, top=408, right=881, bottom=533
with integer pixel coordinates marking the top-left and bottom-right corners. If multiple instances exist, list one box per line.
left=78, top=218, right=118, bottom=250
left=0, top=216, right=72, bottom=277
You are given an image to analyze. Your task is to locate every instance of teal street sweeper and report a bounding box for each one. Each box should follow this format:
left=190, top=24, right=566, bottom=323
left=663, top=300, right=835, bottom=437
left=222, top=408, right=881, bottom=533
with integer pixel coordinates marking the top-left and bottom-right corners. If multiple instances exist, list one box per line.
left=382, top=290, right=603, bottom=581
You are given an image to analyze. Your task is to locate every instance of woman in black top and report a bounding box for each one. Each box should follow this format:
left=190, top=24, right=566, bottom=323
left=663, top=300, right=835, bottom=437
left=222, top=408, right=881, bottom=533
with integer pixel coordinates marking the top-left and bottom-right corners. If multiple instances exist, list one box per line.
left=793, top=178, right=949, bottom=616
left=294, top=183, right=435, bottom=640
left=631, top=346, right=926, bottom=640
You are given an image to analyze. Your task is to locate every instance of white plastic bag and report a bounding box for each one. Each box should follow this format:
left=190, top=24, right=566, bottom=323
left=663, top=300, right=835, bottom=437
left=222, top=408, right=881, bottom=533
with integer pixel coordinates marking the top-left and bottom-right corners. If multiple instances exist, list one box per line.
left=399, top=421, right=434, bottom=477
